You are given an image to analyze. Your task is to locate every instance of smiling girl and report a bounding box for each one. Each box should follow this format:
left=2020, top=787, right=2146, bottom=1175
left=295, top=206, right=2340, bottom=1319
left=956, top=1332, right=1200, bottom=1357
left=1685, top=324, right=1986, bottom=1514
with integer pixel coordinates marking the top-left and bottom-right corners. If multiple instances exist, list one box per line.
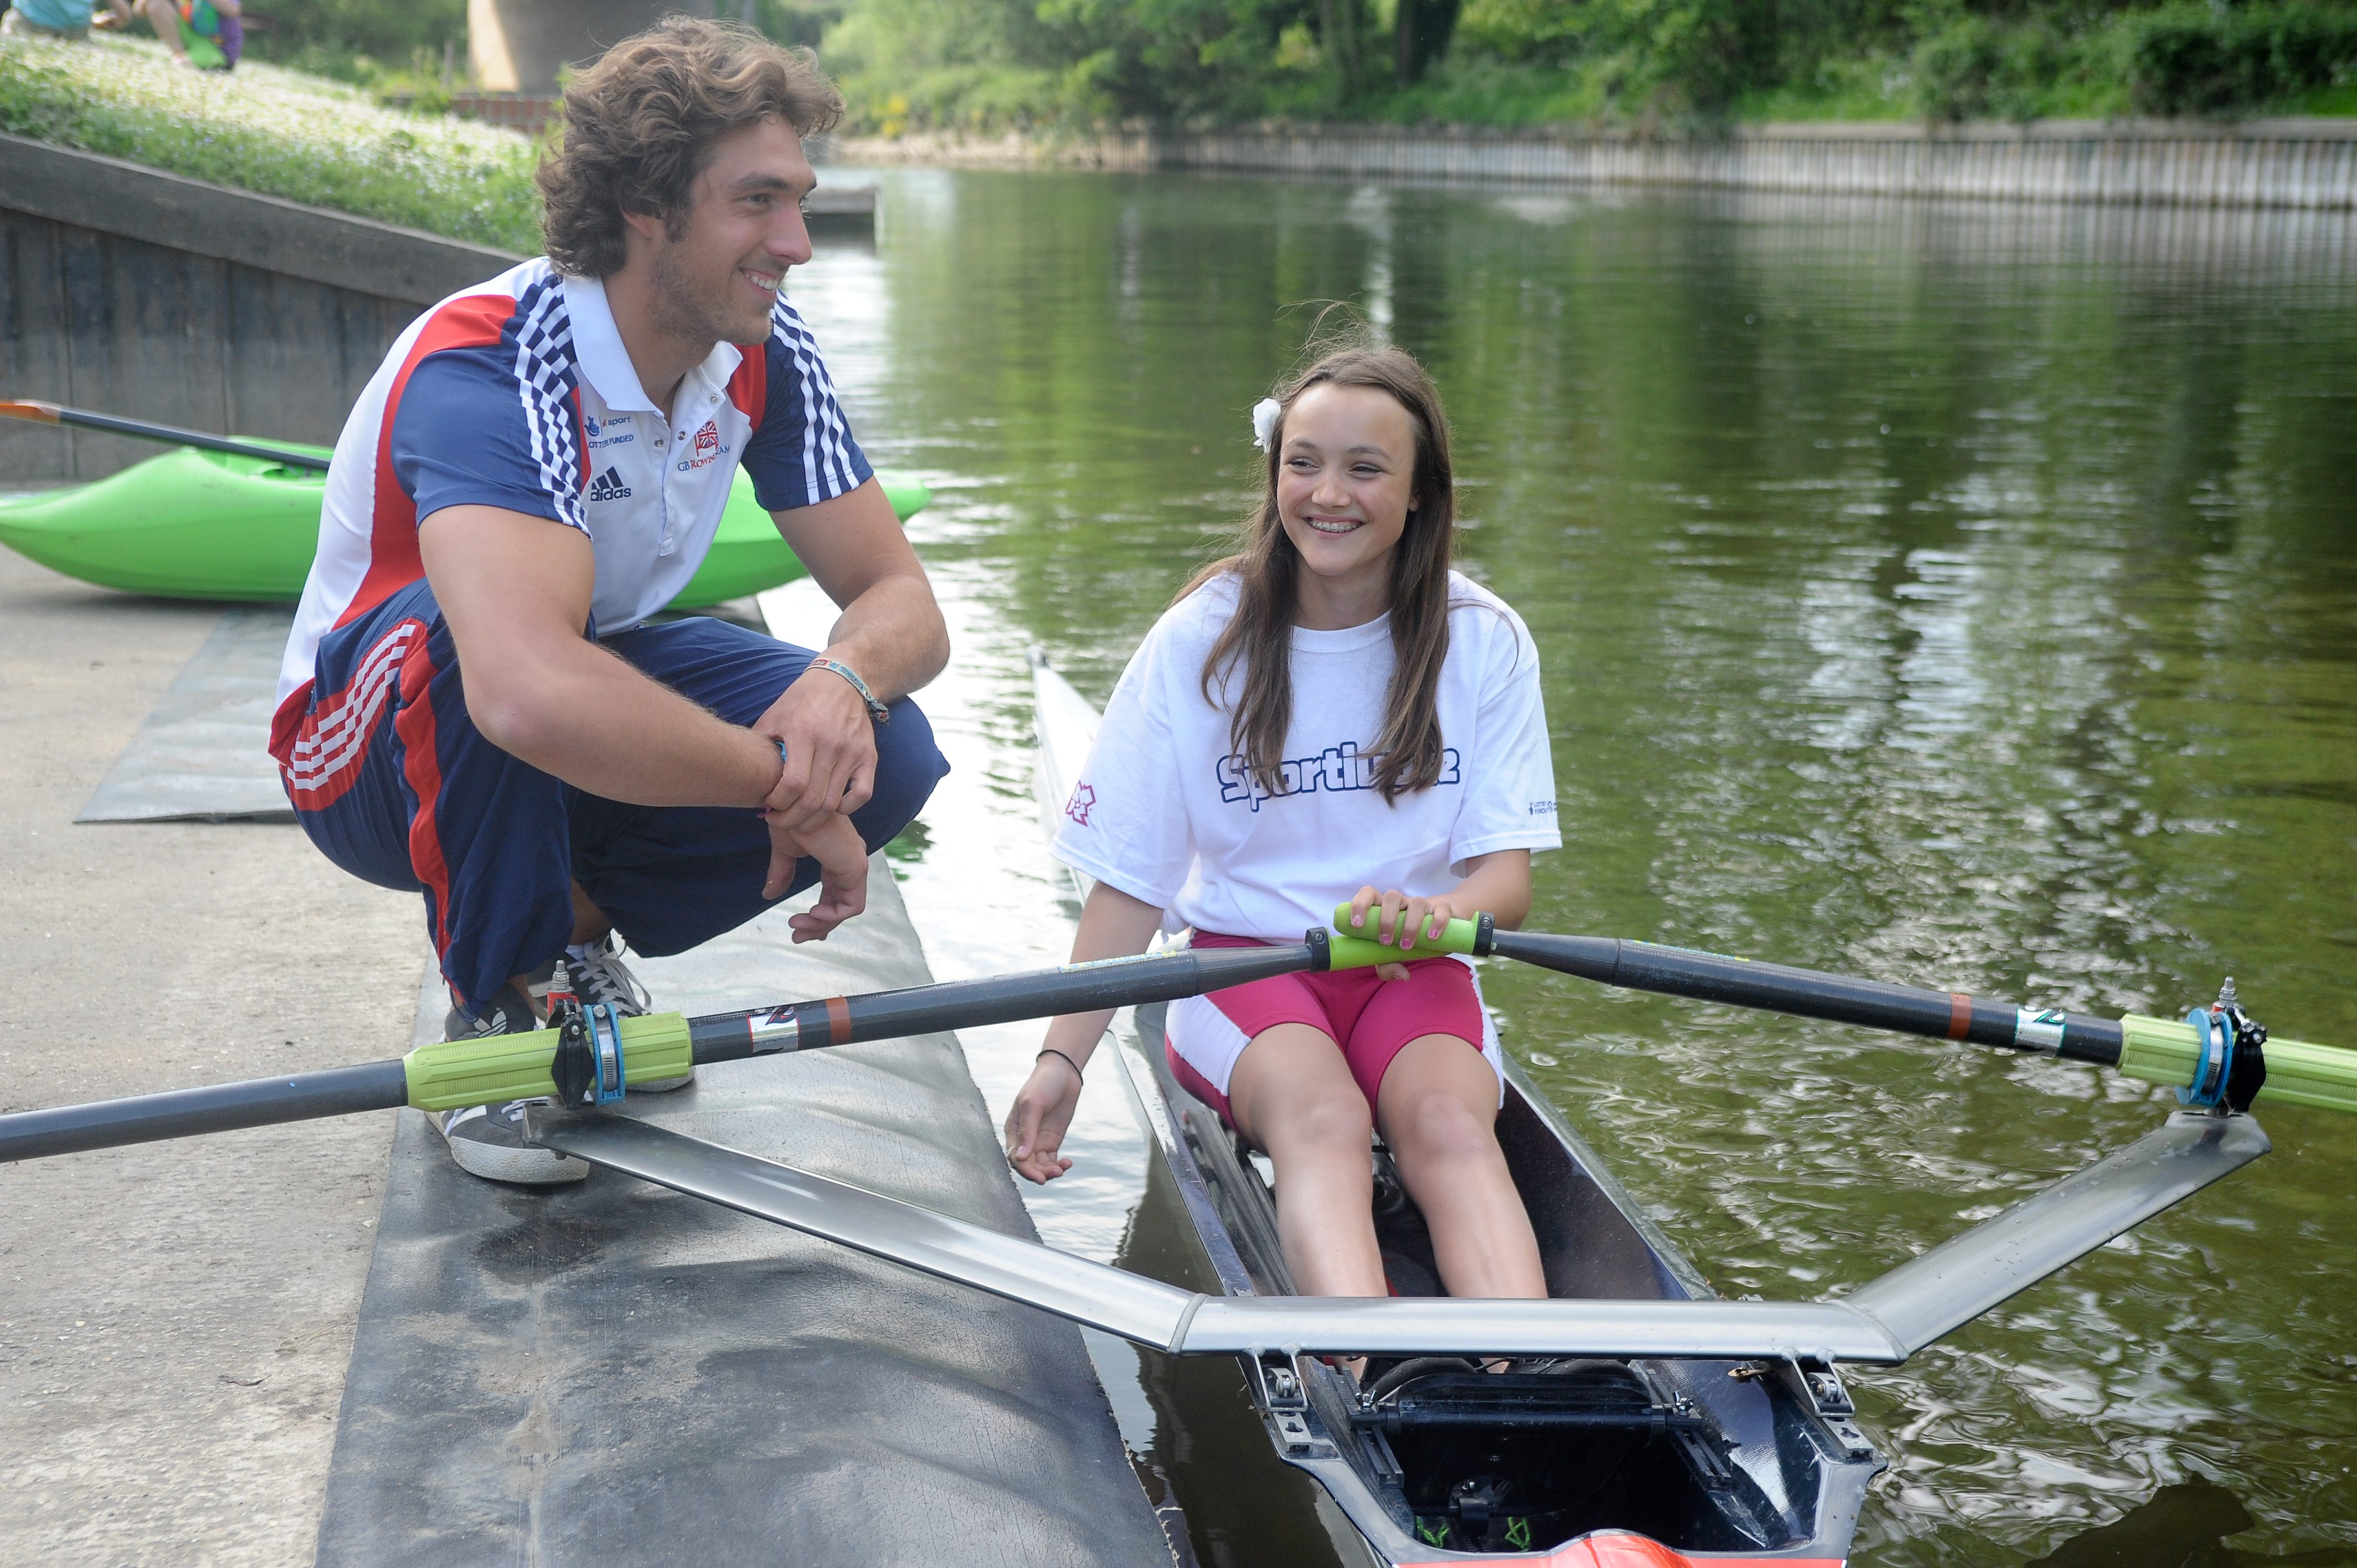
left=1006, top=345, right=1561, bottom=1311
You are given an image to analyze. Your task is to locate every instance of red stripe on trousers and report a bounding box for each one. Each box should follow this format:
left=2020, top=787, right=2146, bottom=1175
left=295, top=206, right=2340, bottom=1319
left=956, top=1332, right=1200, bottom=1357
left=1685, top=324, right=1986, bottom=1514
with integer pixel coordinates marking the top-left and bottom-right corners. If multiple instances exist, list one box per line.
left=394, top=641, right=455, bottom=963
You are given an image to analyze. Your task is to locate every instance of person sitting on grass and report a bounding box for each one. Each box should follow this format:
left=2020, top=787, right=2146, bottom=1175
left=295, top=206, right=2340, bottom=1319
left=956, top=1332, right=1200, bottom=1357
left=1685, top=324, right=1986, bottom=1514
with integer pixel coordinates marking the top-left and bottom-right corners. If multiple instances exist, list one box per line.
left=121, top=0, right=243, bottom=70
left=53, top=0, right=243, bottom=67
left=2, top=0, right=108, bottom=41
left=1006, top=344, right=1561, bottom=1335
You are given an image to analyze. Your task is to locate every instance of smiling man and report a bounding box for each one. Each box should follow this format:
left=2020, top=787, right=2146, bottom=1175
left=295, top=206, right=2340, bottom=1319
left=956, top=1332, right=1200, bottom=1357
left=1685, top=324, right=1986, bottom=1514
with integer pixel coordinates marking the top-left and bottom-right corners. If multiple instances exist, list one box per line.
left=269, top=20, right=950, bottom=1185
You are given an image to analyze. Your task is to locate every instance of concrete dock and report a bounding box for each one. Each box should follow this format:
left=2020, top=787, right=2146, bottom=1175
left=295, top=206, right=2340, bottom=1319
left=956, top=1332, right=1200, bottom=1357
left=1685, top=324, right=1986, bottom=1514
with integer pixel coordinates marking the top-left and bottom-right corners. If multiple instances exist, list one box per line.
left=0, top=548, right=416, bottom=1563
left=0, top=545, right=1170, bottom=1565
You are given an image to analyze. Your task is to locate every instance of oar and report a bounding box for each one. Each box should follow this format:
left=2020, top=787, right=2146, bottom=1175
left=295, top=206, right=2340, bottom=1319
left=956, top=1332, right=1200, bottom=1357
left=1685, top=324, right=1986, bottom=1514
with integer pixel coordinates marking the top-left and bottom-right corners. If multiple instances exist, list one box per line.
left=0, top=399, right=332, bottom=471
left=0, top=929, right=1410, bottom=1165
left=1332, top=906, right=2357, bottom=1116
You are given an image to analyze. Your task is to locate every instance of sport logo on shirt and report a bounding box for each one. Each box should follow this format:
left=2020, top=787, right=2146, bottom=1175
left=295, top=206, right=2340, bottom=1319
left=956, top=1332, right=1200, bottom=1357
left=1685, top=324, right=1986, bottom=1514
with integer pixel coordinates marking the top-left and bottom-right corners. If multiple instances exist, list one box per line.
left=1214, top=740, right=1460, bottom=812
left=585, top=414, right=633, bottom=450
left=1065, top=782, right=1096, bottom=826
left=587, top=466, right=632, bottom=501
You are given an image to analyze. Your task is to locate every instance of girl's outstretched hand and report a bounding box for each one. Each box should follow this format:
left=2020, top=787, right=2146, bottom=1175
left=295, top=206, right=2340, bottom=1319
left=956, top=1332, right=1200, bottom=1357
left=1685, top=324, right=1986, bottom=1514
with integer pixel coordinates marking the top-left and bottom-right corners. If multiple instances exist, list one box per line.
left=1005, top=1052, right=1083, bottom=1184
left=1343, top=884, right=1471, bottom=981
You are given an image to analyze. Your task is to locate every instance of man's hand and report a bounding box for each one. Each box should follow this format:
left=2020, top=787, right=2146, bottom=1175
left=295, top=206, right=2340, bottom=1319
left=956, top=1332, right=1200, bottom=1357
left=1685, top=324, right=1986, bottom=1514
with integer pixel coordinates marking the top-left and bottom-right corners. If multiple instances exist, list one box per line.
left=763, top=808, right=869, bottom=942
left=755, top=666, right=876, bottom=835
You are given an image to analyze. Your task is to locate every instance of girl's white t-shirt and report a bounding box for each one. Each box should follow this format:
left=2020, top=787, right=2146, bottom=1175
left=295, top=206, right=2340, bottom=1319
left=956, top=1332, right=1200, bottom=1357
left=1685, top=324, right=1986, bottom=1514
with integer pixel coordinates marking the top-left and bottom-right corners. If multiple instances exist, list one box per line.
left=1053, top=570, right=1562, bottom=941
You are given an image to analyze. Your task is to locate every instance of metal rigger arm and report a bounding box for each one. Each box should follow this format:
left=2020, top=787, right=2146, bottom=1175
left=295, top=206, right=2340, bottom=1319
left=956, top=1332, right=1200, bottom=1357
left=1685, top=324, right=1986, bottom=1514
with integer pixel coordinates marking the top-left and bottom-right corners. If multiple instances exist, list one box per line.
left=521, top=1101, right=2268, bottom=1365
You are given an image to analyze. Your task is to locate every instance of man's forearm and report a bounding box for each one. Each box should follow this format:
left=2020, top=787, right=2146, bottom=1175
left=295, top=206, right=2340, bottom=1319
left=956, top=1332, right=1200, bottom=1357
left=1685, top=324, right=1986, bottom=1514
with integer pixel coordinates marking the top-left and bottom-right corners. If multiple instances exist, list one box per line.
left=471, top=636, right=780, bottom=808
left=818, top=570, right=948, bottom=703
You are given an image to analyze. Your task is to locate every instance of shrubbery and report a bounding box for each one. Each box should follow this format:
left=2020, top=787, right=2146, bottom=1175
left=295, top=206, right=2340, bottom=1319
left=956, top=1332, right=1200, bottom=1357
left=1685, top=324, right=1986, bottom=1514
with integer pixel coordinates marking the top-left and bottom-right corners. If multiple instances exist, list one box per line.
left=814, top=0, right=2357, bottom=130
left=2125, top=2, right=2357, bottom=115
left=233, top=0, right=468, bottom=82
left=1908, top=3, right=2357, bottom=121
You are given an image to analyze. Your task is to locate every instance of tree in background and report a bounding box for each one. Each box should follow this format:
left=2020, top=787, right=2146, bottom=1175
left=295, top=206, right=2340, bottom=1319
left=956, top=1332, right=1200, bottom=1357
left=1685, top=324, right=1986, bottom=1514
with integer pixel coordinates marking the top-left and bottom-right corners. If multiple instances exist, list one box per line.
left=208, top=0, right=2357, bottom=137
left=1393, top=0, right=1458, bottom=84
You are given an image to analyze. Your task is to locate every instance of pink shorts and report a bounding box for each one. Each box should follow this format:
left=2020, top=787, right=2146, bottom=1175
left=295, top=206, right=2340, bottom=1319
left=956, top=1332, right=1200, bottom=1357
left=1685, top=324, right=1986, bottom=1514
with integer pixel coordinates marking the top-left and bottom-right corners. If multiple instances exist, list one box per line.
left=1165, top=932, right=1501, bottom=1126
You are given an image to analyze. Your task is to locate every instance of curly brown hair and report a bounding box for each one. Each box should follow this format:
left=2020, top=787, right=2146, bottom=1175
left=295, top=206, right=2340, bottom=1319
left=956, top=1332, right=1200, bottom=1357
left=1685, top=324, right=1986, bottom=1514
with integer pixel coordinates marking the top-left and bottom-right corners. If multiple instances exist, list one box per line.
left=538, top=17, right=844, bottom=278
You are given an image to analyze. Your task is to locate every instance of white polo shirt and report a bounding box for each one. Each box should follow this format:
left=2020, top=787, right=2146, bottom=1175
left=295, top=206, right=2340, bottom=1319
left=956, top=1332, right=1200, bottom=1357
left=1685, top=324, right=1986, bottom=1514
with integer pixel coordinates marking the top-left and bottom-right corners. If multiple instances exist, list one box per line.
left=272, top=256, right=869, bottom=736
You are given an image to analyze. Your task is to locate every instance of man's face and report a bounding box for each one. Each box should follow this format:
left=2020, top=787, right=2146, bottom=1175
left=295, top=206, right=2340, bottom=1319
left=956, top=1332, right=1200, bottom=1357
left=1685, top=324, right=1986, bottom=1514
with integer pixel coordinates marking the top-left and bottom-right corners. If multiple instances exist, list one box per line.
left=643, top=115, right=816, bottom=352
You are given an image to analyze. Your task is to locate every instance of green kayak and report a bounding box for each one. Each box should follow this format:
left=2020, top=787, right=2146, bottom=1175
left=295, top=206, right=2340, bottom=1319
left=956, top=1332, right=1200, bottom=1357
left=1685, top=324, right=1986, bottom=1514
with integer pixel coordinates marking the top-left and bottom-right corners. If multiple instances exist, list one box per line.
left=0, top=443, right=931, bottom=607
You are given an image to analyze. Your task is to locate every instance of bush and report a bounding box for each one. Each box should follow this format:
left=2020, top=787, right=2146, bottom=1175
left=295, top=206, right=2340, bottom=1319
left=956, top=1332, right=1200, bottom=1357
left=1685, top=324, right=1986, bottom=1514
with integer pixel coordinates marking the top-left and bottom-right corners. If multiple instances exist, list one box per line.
left=2126, top=3, right=2357, bottom=116
left=1912, top=14, right=2099, bottom=121
left=238, top=0, right=469, bottom=82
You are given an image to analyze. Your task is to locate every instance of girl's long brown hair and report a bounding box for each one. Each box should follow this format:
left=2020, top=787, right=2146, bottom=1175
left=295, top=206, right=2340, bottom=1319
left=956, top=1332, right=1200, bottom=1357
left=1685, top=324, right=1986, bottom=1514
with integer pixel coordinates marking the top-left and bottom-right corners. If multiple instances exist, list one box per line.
left=1185, top=345, right=1458, bottom=804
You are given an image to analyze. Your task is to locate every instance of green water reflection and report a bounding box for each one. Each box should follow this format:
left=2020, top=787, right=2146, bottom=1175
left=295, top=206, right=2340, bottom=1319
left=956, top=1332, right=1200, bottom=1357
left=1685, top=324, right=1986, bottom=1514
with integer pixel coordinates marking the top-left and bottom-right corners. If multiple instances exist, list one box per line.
left=805, top=168, right=2357, bottom=1564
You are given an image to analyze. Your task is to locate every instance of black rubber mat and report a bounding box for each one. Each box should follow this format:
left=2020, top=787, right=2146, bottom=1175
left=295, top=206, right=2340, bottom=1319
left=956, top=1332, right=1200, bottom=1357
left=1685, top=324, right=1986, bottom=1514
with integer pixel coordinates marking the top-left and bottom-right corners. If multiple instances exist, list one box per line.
left=314, top=871, right=1170, bottom=1568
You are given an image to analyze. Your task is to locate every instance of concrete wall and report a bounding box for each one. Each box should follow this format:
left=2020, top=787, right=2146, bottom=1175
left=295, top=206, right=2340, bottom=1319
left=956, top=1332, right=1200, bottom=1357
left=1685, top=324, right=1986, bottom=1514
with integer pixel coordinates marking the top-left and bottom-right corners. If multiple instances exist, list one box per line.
left=468, top=0, right=714, bottom=94
left=828, top=118, right=2357, bottom=209
left=0, top=135, right=522, bottom=486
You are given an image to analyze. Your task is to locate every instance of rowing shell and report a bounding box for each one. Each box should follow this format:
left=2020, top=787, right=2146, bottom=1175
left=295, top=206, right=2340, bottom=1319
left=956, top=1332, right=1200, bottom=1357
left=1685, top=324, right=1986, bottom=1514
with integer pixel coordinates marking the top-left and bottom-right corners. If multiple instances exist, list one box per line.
left=1028, top=649, right=1882, bottom=1566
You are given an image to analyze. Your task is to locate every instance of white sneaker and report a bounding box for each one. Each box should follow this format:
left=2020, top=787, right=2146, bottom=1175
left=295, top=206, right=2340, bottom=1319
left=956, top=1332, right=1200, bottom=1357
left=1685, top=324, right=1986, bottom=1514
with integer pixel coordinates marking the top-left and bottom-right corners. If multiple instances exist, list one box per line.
left=567, top=935, right=692, bottom=1092
left=433, top=984, right=589, bottom=1185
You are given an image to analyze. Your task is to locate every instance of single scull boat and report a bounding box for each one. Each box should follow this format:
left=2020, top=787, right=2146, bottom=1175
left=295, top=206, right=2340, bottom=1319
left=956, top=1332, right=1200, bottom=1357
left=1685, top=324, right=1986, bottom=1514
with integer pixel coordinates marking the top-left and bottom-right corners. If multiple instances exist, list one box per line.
left=1030, top=649, right=1882, bottom=1564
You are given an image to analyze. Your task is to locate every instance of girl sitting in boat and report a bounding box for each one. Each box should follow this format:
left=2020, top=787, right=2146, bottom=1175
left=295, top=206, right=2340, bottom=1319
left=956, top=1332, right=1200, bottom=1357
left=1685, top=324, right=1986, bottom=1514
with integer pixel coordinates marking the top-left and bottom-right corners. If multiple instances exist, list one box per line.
left=1006, top=344, right=1560, bottom=1308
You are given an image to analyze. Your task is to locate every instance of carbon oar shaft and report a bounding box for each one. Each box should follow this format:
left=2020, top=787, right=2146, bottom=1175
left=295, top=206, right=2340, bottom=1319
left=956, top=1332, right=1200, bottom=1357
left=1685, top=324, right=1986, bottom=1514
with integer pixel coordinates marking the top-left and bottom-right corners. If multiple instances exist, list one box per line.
left=0, top=933, right=1354, bottom=1165
left=681, top=933, right=1341, bottom=1064
left=1488, top=929, right=2128, bottom=1064
left=0, top=1061, right=412, bottom=1164
left=0, top=399, right=331, bottom=470
left=1332, top=906, right=2356, bottom=1115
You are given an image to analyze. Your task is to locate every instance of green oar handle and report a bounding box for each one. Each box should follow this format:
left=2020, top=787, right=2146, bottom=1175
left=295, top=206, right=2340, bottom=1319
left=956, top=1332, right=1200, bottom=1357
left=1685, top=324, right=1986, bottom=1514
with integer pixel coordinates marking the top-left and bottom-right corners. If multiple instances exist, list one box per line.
left=1327, top=906, right=2357, bottom=1116
left=1332, top=904, right=1484, bottom=957
left=2118, top=1016, right=2356, bottom=1116
left=402, top=1013, right=694, bottom=1111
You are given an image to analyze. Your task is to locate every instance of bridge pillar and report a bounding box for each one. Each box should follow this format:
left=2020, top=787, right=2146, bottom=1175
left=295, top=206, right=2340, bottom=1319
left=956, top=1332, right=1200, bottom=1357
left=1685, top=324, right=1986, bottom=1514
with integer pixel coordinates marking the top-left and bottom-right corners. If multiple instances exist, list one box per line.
left=469, top=0, right=719, bottom=94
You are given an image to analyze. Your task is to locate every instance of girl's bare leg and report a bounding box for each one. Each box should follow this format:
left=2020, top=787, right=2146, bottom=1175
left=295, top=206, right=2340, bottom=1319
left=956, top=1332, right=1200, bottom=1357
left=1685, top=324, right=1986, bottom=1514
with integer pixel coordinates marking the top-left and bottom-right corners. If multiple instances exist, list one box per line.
left=1376, top=1035, right=1547, bottom=1299
left=1227, top=1022, right=1387, bottom=1298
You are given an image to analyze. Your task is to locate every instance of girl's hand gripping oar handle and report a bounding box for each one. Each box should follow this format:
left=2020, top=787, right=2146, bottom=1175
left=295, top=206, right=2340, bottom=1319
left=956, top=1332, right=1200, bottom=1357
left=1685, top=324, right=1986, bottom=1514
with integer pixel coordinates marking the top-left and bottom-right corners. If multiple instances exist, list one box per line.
left=0, top=933, right=1346, bottom=1163
left=1330, top=905, right=2357, bottom=1116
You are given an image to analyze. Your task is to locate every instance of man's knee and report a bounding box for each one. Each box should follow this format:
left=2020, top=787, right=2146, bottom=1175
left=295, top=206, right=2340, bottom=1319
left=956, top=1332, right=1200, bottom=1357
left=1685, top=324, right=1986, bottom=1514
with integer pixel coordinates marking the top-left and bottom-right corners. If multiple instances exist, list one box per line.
left=852, top=695, right=950, bottom=849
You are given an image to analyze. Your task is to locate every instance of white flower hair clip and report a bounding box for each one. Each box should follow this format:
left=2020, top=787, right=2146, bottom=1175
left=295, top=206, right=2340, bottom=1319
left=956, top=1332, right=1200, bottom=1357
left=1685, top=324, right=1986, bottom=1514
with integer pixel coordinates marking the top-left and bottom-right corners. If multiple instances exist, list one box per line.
left=1250, top=397, right=1283, bottom=452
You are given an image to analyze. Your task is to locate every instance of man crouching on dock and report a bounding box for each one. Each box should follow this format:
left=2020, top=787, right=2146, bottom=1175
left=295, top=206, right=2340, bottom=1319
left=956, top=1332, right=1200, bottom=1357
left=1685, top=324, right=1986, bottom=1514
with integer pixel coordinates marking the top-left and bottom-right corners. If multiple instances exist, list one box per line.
left=267, top=19, right=950, bottom=1185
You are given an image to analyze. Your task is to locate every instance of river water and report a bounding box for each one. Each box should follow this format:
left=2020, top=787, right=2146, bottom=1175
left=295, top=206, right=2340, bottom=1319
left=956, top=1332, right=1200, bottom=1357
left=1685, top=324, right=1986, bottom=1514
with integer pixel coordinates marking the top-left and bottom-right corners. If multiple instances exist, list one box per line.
left=778, top=167, right=2357, bottom=1566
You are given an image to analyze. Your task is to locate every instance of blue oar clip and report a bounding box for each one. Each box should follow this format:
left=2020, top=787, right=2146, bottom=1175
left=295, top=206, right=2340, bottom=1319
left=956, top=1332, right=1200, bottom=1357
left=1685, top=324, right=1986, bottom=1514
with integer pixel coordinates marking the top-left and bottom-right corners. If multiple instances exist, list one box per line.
left=2179, top=1005, right=2234, bottom=1110
left=2179, top=976, right=2268, bottom=1114
left=585, top=1000, right=629, bottom=1106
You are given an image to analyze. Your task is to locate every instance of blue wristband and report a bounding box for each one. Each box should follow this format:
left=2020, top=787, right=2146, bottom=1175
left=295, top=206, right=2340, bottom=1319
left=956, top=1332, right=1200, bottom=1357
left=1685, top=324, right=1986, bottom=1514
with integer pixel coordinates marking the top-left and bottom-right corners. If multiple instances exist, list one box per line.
left=807, top=656, right=891, bottom=725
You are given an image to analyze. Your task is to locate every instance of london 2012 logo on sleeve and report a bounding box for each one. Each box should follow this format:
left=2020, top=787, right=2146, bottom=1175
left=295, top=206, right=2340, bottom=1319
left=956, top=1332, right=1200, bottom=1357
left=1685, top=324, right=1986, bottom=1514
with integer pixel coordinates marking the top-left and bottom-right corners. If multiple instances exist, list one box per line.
left=1065, top=782, right=1096, bottom=826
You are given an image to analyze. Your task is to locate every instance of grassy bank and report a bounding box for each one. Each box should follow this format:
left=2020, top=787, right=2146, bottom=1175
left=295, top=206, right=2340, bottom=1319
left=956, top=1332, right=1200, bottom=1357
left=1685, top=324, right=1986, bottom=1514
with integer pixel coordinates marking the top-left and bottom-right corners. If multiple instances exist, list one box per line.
left=0, top=33, right=539, bottom=252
